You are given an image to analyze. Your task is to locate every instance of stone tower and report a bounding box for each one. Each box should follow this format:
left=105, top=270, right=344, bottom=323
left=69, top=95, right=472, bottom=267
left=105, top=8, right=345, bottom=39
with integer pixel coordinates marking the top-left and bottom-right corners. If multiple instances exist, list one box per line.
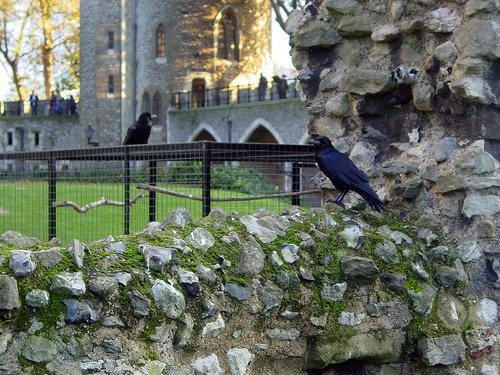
left=79, top=0, right=272, bottom=146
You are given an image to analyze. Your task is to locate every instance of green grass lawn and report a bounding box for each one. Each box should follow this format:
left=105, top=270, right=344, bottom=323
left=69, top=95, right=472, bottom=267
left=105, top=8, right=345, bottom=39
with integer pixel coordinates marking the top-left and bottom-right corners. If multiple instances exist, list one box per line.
left=0, top=181, right=291, bottom=245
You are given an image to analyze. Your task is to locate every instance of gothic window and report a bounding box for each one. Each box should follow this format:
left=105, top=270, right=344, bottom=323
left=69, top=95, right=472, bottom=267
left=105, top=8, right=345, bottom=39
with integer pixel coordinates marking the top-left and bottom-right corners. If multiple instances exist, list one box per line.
left=153, top=92, right=162, bottom=124
left=217, top=8, right=239, bottom=61
left=156, top=24, right=166, bottom=58
left=108, top=31, right=114, bottom=50
left=108, top=75, right=114, bottom=94
left=142, top=92, right=151, bottom=113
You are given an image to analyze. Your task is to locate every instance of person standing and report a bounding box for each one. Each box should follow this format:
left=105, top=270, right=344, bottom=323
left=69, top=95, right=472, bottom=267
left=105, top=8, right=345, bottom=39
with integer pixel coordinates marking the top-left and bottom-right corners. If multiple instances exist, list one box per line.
left=29, top=90, right=39, bottom=115
left=69, top=95, right=77, bottom=114
left=258, top=73, right=268, bottom=101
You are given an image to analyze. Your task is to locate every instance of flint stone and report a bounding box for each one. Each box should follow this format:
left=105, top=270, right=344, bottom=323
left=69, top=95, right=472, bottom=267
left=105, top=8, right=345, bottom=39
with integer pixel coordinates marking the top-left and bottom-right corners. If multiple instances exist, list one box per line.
left=185, top=228, right=215, bottom=253
left=227, top=348, right=254, bottom=375
left=435, top=266, right=460, bottom=288
left=339, top=69, right=394, bottom=95
left=375, top=240, right=399, bottom=264
left=280, top=243, right=300, bottom=263
left=0, top=275, right=20, bottom=310
left=305, top=329, right=406, bottom=368
left=341, top=225, right=364, bottom=249
left=1, top=230, right=40, bottom=247
left=50, top=272, right=86, bottom=296
left=109, top=271, right=132, bottom=286
left=106, top=241, right=126, bottom=254
left=477, top=298, right=498, bottom=326
left=454, top=19, right=500, bottom=59
left=381, top=273, right=407, bottom=291
left=325, top=92, right=349, bottom=117
left=425, top=8, right=461, bottom=33
left=102, top=316, right=125, bottom=328
left=21, top=335, right=57, bottom=363
left=381, top=160, right=418, bottom=175
left=128, top=289, right=151, bottom=317
left=192, top=354, right=223, bottom=375
left=321, top=282, right=347, bottom=302
left=178, top=269, right=201, bottom=297
left=225, top=282, right=253, bottom=301
left=366, top=302, right=389, bottom=317
left=311, top=313, right=329, bottom=327
left=151, top=279, right=185, bottom=319
left=277, top=272, right=301, bottom=289
left=32, top=248, right=63, bottom=267
left=293, top=20, right=342, bottom=48
left=25, top=289, right=49, bottom=308
left=325, top=0, right=358, bottom=14
left=238, top=237, right=265, bottom=276
left=337, top=15, right=378, bottom=36
left=341, top=256, right=379, bottom=283
left=434, top=137, right=457, bottom=162
left=257, top=281, right=283, bottom=314
left=465, top=328, right=496, bottom=359
left=266, top=328, right=300, bottom=340
left=67, top=239, right=88, bottom=268
left=161, top=207, right=192, bottom=228
left=427, top=246, right=448, bottom=263
left=102, top=337, right=122, bottom=353
left=456, top=240, right=482, bottom=263
left=371, top=25, right=400, bottom=41
left=141, top=245, right=177, bottom=272
left=197, top=263, right=217, bottom=285
left=269, top=250, right=284, bottom=267
left=9, top=250, right=36, bottom=277
left=437, top=176, right=500, bottom=193
left=88, top=275, right=118, bottom=298
left=450, top=76, right=499, bottom=106
left=408, top=283, right=437, bottom=316
left=465, top=0, right=499, bottom=15
left=338, top=311, right=365, bottom=326
left=202, top=314, right=225, bottom=337
left=63, top=299, right=98, bottom=324
left=299, top=267, right=315, bottom=281
left=239, top=213, right=289, bottom=243
left=378, top=225, right=413, bottom=245
left=435, top=41, right=457, bottom=62
left=462, top=194, right=500, bottom=218
left=418, top=334, right=466, bottom=365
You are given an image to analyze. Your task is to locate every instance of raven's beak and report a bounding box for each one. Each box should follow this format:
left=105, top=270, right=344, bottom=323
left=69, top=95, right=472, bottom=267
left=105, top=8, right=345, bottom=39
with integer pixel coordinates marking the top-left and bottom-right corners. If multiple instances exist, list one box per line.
left=151, top=114, right=157, bottom=119
left=308, top=138, right=320, bottom=145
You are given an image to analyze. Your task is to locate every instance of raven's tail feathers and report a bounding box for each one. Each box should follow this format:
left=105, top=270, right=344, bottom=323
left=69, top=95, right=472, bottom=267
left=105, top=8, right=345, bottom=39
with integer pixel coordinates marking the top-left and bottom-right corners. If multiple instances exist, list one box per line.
left=357, top=188, right=386, bottom=212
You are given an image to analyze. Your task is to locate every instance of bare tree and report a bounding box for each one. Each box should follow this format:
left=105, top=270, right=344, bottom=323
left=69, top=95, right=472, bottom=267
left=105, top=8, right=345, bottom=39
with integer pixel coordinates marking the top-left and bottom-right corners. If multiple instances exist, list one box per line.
left=0, top=0, right=79, bottom=101
left=0, top=0, right=35, bottom=101
left=270, top=0, right=306, bottom=32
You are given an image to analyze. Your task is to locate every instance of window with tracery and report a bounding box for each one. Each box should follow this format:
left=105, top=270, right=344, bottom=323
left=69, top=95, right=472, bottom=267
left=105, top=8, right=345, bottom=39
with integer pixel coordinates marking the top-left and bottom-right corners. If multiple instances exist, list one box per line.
left=156, top=24, right=166, bottom=58
left=217, top=8, right=239, bottom=61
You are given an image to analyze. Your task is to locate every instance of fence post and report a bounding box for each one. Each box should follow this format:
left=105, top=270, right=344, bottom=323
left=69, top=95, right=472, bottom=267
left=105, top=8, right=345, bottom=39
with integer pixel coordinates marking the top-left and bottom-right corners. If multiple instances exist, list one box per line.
left=291, top=161, right=300, bottom=206
left=48, top=155, right=57, bottom=241
left=202, top=142, right=211, bottom=217
left=124, top=149, right=131, bottom=235
left=149, top=160, right=157, bottom=222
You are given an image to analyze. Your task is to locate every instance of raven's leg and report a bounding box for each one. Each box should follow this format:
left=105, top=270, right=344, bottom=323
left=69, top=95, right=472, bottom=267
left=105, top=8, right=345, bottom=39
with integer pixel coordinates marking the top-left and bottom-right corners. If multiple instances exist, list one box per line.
left=325, top=191, right=347, bottom=208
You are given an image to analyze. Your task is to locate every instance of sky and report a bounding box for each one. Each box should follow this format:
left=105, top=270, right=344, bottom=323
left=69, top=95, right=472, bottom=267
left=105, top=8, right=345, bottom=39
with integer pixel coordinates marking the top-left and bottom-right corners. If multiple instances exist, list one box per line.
left=0, top=18, right=294, bottom=102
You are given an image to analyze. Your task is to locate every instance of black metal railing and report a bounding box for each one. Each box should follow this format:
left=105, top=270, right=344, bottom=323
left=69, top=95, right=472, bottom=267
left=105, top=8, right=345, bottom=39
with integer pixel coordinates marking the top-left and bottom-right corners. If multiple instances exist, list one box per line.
left=170, top=78, right=299, bottom=110
left=1, top=99, right=78, bottom=117
left=0, top=142, right=318, bottom=243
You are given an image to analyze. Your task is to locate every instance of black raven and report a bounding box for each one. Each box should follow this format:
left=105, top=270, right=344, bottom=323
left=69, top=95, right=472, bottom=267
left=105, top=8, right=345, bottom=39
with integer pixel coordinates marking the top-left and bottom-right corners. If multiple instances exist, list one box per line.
left=309, top=135, right=386, bottom=212
left=123, top=112, right=156, bottom=145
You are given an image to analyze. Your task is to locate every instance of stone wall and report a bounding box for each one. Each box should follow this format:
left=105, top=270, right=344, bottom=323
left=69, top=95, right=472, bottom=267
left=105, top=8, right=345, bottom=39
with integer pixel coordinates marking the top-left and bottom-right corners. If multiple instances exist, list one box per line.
left=0, top=206, right=498, bottom=374
left=286, top=0, right=499, bottom=310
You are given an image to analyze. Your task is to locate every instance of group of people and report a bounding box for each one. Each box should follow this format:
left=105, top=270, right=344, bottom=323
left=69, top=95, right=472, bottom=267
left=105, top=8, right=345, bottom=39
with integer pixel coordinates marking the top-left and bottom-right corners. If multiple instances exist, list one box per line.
left=29, top=90, right=77, bottom=115
left=257, top=73, right=289, bottom=101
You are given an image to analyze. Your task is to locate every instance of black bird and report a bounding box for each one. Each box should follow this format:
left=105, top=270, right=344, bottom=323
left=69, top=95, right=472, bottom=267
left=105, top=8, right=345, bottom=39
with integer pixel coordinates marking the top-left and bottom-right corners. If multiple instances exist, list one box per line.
left=122, top=112, right=156, bottom=145
left=308, top=135, right=386, bottom=212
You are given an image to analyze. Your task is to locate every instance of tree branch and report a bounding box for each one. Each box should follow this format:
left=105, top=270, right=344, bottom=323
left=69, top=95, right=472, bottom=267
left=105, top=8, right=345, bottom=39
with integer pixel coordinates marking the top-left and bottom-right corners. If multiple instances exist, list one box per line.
left=52, top=194, right=146, bottom=213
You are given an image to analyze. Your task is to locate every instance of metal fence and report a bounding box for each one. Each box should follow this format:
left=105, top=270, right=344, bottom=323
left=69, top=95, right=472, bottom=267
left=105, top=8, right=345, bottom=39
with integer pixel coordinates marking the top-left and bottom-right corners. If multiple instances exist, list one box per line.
left=0, top=142, right=319, bottom=244
left=1, top=99, right=78, bottom=116
left=170, top=79, right=299, bottom=110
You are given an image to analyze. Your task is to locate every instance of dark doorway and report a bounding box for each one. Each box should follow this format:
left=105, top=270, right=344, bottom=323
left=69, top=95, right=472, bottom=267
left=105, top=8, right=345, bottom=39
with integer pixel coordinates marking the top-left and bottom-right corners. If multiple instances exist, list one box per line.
left=192, top=78, right=206, bottom=108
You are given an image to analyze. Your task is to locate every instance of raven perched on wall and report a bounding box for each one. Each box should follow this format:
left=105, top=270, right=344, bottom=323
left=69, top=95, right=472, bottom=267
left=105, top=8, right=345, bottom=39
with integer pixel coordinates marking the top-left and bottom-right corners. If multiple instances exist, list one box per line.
left=123, top=112, right=156, bottom=145
left=309, top=135, right=386, bottom=212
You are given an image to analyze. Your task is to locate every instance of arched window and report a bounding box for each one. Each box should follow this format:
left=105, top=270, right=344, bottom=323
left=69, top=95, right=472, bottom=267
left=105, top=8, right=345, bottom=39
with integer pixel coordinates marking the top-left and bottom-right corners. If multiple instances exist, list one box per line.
left=156, top=24, right=166, bottom=58
left=217, top=8, right=239, bottom=61
left=142, top=92, right=151, bottom=113
left=153, top=92, right=162, bottom=124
